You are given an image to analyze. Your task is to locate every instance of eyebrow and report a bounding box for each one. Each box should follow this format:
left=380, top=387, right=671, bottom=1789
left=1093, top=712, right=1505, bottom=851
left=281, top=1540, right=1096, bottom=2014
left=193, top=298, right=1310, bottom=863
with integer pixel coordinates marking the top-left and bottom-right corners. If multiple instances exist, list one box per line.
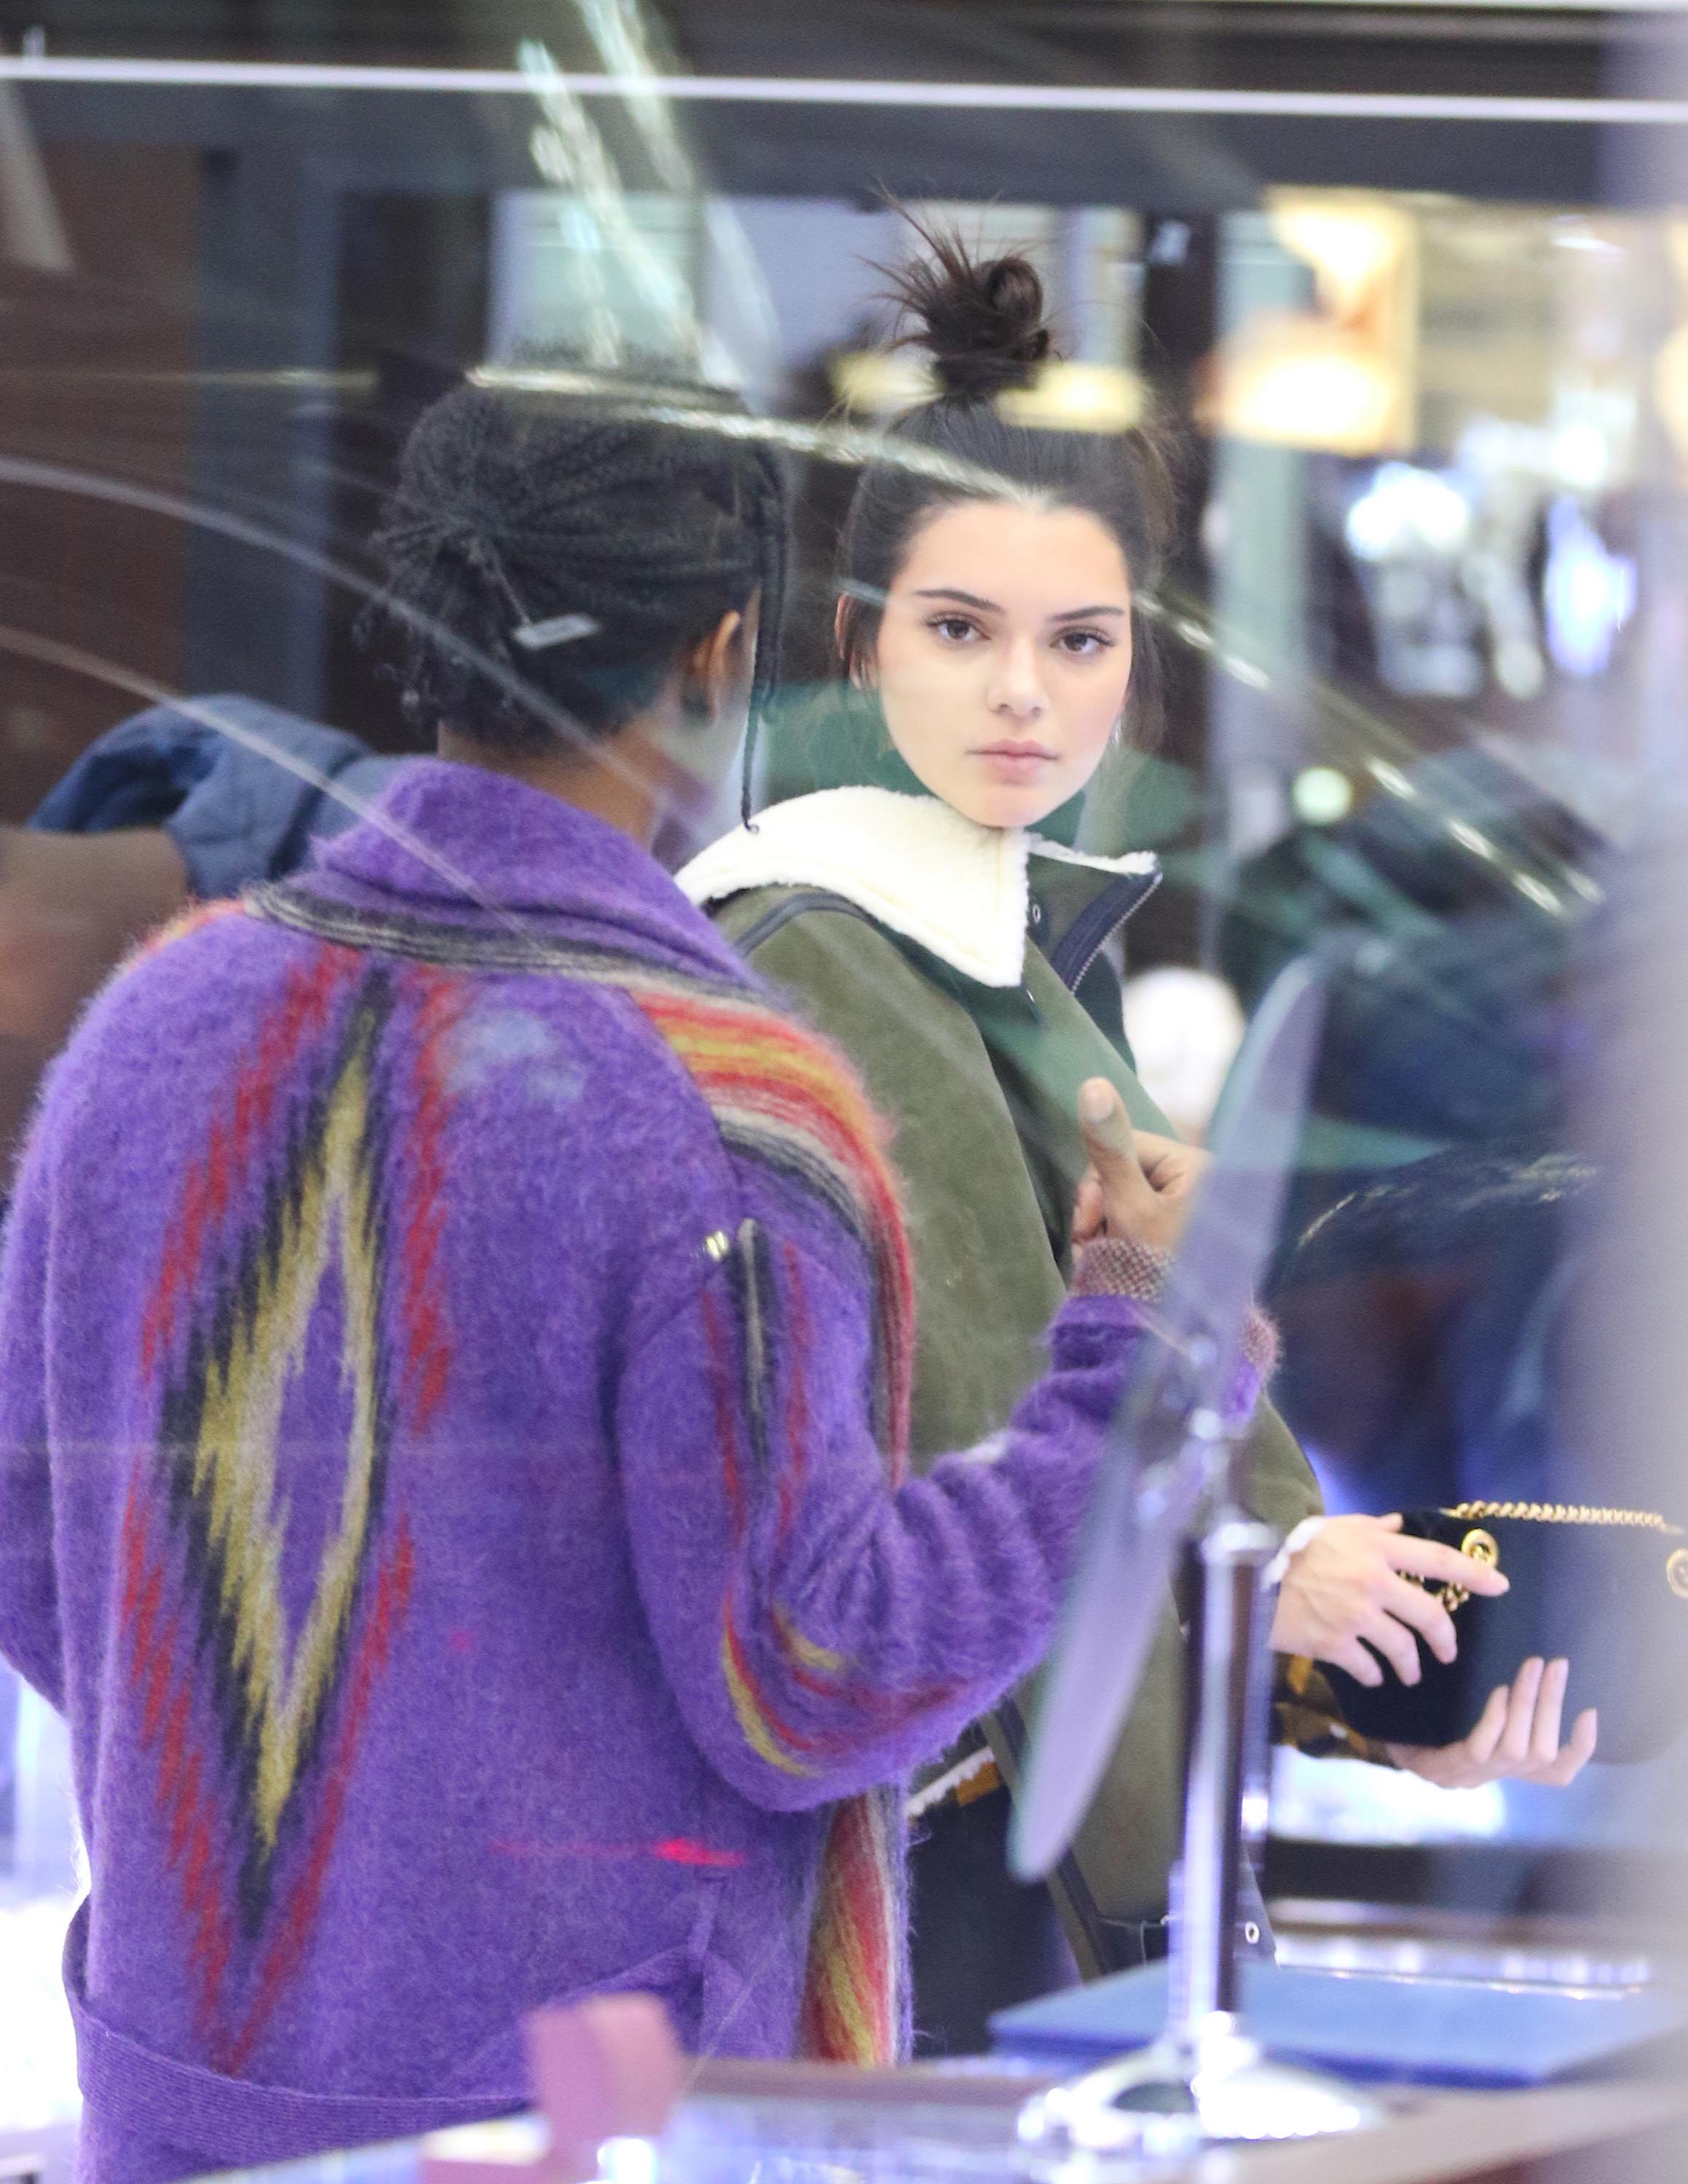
left=913, top=587, right=1001, bottom=612
left=912, top=587, right=1129, bottom=622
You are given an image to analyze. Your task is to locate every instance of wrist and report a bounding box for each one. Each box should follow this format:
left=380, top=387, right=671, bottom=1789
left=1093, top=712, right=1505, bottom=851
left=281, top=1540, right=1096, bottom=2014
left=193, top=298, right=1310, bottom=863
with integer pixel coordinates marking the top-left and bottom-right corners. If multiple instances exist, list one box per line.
left=1264, top=1514, right=1330, bottom=1591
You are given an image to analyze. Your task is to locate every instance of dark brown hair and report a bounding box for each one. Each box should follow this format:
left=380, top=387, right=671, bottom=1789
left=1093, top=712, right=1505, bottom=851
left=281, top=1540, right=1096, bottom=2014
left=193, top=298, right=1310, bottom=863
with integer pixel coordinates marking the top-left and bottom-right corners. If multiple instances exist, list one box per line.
left=837, top=223, right=1170, bottom=745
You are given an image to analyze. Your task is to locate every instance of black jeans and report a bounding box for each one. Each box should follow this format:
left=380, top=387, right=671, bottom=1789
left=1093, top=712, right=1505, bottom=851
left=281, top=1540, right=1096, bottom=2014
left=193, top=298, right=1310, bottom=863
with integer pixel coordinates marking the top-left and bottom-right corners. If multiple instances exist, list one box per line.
left=908, top=1789, right=1079, bottom=2056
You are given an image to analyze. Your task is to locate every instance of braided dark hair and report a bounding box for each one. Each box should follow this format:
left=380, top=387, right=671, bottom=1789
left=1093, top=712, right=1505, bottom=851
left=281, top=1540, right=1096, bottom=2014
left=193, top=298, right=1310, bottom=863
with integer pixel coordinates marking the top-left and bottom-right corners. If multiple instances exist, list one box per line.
left=838, top=221, right=1171, bottom=748
left=366, top=379, right=788, bottom=794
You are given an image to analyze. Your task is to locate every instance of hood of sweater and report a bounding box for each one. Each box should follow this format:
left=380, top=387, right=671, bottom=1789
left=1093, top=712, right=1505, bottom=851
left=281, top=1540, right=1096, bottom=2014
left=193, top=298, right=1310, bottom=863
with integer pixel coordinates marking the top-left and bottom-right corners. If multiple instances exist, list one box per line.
left=295, top=756, right=754, bottom=991
left=677, top=786, right=1158, bottom=990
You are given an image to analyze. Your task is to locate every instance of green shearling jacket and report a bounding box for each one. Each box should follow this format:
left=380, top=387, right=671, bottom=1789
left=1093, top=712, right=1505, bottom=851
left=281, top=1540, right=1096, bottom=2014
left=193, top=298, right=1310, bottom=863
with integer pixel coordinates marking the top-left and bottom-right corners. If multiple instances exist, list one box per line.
left=682, top=785, right=1329, bottom=1976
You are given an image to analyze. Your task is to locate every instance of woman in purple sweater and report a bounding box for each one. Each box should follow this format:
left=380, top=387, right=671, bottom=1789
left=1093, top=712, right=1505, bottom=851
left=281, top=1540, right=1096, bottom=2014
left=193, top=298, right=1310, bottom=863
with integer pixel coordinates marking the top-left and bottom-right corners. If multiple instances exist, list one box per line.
left=0, top=383, right=1242, bottom=2183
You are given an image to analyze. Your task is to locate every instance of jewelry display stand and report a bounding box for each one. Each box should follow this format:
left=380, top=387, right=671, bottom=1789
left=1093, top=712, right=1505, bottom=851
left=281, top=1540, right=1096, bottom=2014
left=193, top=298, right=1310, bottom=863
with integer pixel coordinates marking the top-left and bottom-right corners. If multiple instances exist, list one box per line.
left=1013, top=949, right=1383, bottom=2156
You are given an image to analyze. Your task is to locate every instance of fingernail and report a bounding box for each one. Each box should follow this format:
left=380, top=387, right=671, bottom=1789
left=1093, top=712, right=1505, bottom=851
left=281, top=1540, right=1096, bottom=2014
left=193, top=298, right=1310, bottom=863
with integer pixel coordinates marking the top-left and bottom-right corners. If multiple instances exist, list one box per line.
left=1493, top=1574, right=1510, bottom=1591
left=1079, top=1081, right=1114, bottom=1125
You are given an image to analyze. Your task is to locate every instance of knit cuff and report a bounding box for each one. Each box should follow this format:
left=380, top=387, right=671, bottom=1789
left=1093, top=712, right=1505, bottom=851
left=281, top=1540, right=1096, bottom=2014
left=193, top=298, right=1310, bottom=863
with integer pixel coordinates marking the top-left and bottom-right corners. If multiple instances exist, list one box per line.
left=1238, top=1307, right=1279, bottom=1382
left=1070, top=1239, right=1279, bottom=1380
left=1070, top=1236, right=1170, bottom=1303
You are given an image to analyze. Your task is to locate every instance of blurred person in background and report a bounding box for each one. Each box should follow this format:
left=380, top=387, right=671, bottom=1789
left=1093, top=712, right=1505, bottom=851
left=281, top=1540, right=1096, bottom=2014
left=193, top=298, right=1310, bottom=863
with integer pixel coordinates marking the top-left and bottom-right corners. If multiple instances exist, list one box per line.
left=1220, top=735, right=1613, bottom=1522
left=1269, top=1145, right=1593, bottom=1518
left=0, top=379, right=1245, bottom=2184
left=0, top=706, right=400, bottom=1191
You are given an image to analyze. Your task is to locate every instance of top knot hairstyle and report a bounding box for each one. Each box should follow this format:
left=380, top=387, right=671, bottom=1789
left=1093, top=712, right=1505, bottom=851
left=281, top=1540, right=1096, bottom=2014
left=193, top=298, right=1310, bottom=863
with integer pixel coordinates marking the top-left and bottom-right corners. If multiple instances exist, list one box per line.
left=366, top=379, right=788, bottom=772
left=838, top=220, right=1172, bottom=743
left=892, top=226, right=1052, bottom=403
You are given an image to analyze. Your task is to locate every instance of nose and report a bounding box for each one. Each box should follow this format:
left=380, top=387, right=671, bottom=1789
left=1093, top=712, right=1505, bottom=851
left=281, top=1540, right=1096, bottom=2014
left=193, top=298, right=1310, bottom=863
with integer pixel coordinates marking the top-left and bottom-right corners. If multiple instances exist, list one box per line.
left=986, top=635, right=1048, bottom=724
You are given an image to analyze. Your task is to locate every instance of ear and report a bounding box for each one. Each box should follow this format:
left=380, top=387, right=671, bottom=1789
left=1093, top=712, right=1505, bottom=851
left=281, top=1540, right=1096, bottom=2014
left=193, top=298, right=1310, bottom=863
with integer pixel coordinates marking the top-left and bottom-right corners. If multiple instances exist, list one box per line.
left=834, top=594, right=875, bottom=689
left=685, top=607, right=749, bottom=715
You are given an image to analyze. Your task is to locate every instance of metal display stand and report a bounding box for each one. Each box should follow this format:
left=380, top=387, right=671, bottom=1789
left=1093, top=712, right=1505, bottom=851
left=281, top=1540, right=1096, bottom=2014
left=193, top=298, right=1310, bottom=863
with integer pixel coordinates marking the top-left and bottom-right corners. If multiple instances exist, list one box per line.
left=1019, top=1421, right=1381, bottom=2156
left=1013, top=949, right=1383, bottom=2156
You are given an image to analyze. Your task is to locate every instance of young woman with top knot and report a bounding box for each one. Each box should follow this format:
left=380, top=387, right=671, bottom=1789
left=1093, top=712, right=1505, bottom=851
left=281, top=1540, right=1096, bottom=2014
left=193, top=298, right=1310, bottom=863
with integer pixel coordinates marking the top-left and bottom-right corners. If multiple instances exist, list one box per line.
left=678, top=226, right=1592, bottom=2049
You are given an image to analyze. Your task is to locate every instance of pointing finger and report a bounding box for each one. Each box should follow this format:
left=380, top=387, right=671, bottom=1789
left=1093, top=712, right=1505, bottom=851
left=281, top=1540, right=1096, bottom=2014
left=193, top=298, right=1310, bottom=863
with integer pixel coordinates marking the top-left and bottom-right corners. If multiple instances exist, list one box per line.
left=1077, top=1078, right=1141, bottom=1177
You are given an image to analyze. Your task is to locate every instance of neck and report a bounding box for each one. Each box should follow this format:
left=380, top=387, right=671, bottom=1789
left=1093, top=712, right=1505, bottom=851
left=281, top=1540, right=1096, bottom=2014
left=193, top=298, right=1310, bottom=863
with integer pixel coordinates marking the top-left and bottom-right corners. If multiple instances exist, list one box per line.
left=435, top=724, right=663, bottom=847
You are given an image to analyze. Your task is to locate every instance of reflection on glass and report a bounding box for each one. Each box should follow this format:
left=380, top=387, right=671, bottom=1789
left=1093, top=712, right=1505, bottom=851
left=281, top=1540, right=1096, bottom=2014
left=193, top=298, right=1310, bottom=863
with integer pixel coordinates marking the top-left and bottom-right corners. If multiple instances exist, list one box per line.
left=0, top=20, right=1683, bottom=2182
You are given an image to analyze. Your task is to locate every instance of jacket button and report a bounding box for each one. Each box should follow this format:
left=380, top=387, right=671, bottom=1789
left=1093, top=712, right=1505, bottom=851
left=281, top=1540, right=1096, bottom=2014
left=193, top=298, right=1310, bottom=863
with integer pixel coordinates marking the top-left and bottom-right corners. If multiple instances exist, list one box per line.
left=1029, top=901, right=1044, bottom=927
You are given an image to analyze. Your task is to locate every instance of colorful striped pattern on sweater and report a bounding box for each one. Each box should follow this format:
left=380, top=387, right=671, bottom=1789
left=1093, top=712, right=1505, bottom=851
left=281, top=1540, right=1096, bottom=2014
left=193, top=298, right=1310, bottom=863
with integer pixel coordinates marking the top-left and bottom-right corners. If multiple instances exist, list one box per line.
left=599, top=987, right=915, bottom=2069
left=248, top=882, right=916, bottom=1453
left=119, top=930, right=463, bottom=2074
left=246, top=880, right=916, bottom=2066
left=635, top=987, right=912, bottom=1458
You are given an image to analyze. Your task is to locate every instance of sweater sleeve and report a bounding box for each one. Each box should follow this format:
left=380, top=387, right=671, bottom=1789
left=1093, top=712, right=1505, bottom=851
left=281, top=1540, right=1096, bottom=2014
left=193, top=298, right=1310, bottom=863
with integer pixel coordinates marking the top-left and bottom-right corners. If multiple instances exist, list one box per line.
left=615, top=1196, right=1180, bottom=1815
left=0, top=1119, right=64, bottom=1710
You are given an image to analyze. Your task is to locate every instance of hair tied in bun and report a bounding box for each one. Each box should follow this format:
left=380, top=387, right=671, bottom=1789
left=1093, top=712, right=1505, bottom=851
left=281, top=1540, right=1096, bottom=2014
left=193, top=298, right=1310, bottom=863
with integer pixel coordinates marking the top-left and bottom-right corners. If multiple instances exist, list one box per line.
left=883, top=221, right=1055, bottom=405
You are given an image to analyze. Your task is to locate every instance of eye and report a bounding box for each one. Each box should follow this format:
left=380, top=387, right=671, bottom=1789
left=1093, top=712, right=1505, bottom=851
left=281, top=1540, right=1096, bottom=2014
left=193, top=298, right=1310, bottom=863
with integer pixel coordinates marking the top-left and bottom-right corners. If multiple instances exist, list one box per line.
left=928, top=614, right=982, bottom=644
left=1056, top=628, right=1116, bottom=658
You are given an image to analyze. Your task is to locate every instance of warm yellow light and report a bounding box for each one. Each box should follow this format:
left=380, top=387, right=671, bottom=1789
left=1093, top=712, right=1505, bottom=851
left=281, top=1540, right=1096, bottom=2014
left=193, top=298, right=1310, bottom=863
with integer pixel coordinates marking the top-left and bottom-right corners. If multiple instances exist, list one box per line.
left=1202, top=314, right=1402, bottom=456
left=831, top=350, right=936, bottom=414
left=1666, top=219, right=1688, bottom=296
left=1654, top=320, right=1688, bottom=465
left=832, top=352, right=1145, bottom=432
left=998, top=361, right=1147, bottom=432
left=1269, top=191, right=1412, bottom=324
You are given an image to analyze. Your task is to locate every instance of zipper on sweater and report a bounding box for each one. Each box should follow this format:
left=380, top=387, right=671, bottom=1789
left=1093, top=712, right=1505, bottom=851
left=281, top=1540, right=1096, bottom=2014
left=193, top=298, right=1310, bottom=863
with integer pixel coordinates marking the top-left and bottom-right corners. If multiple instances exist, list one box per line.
left=1046, top=870, right=1162, bottom=994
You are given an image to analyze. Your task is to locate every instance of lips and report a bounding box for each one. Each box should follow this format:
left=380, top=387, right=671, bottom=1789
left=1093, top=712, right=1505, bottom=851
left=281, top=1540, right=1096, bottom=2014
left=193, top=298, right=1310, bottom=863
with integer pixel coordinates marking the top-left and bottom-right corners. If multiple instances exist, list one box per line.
left=975, top=741, right=1058, bottom=784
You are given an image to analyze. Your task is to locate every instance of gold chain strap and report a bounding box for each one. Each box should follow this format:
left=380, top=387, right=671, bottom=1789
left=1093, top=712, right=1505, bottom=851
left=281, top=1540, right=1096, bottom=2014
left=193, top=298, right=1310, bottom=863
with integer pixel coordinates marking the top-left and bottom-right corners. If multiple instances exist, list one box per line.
left=1448, top=1500, right=1679, bottom=1533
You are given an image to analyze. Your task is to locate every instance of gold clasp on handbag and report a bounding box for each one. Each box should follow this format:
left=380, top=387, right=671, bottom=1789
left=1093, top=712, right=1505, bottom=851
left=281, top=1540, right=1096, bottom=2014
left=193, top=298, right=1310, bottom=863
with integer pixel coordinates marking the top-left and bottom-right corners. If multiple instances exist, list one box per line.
left=1439, top=1527, right=1500, bottom=1614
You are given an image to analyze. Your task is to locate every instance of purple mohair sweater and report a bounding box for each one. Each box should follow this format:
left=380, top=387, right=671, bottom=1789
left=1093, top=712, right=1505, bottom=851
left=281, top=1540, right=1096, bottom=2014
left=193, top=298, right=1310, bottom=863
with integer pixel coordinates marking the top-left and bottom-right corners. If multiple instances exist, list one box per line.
left=0, top=761, right=1234, bottom=2184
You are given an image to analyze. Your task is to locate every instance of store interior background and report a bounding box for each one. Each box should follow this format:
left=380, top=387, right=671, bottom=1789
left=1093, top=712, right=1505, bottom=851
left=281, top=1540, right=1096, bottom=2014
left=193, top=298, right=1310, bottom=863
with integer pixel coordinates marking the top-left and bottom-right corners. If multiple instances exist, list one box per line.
left=1, top=0, right=1685, bottom=2166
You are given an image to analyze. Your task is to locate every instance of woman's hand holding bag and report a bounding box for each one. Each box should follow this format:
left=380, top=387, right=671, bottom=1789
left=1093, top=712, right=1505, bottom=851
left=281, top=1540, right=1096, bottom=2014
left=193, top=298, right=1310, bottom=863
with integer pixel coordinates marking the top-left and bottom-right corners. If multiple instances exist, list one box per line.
left=1065, top=1081, right=1601, bottom=1792
left=1272, top=1518, right=1600, bottom=1786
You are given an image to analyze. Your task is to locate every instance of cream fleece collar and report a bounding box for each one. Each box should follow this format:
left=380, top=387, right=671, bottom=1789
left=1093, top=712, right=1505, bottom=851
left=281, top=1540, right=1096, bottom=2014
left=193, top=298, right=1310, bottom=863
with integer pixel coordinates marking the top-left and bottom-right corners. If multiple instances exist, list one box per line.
left=677, top=787, right=1158, bottom=989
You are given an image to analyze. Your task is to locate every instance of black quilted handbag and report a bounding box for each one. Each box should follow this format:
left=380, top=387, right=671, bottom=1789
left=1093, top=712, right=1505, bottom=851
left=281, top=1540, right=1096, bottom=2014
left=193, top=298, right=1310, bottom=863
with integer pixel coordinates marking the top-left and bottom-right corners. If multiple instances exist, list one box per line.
left=1319, top=1503, right=1688, bottom=1764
